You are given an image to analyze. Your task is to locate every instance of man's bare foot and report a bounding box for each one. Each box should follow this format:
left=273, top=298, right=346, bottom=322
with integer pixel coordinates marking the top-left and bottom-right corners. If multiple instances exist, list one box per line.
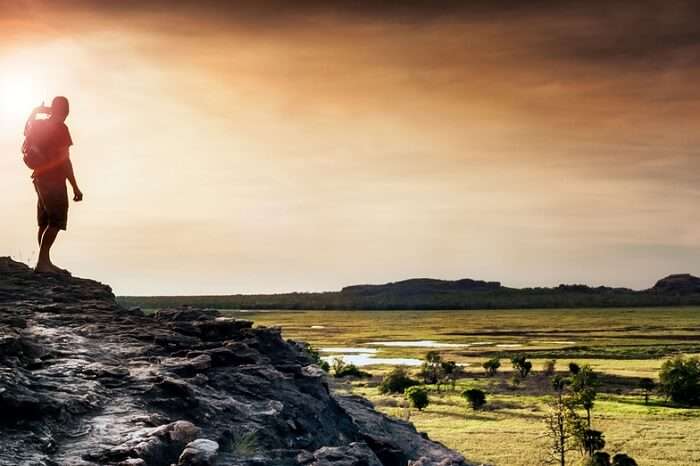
left=34, top=263, right=71, bottom=276
left=34, top=262, right=57, bottom=274
left=52, top=265, right=72, bottom=276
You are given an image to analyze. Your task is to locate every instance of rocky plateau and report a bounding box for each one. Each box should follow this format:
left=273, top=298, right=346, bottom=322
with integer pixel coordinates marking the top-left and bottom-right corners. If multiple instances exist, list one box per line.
left=0, top=257, right=469, bottom=466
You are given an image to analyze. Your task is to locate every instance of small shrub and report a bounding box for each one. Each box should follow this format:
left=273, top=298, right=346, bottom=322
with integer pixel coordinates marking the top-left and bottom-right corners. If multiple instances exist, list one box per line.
left=482, top=357, right=501, bottom=377
left=511, top=375, right=521, bottom=388
left=379, top=367, right=420, bottom=394
left=338, top=365, right=370, bottom=378
left=611, top=453, right=638, bottom=466
left=569, top=362, right=581, bottom=375
left=405, top=386, right=429, bottom=411
left=231, top=431, right=258, bottom=456
left=587, top=451, right=611, bottom=466
left=638, top=377, right=655, bottom=405
left=302, top=343, right=330, bottom=372
left=332, top=357, right=370, bottom=378
left=542, top=359, right=557, bottom=376
left=511, top=354, right=532, bottom=378
left=462, top=388, right=486, bottom=410
left=331, top=357, right=346, bottom=376
left=551, top=375, right=567, bottom=392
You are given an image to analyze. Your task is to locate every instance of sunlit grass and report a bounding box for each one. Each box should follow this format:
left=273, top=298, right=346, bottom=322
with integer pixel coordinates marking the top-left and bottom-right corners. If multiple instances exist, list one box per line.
left=350, top=374, right=700, bottom=466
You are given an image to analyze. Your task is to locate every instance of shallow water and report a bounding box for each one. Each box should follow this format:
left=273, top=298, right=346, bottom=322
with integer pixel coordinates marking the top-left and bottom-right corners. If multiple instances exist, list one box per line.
left=366, top=340, right=471, bottom=348
left=321, top=353, right=422, bottom=367
left=320, top=347, right=377, bottom=354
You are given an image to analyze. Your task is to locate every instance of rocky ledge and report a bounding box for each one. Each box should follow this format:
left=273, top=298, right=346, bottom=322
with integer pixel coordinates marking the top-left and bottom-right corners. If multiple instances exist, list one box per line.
left=0, top=258, right=469, bottom=466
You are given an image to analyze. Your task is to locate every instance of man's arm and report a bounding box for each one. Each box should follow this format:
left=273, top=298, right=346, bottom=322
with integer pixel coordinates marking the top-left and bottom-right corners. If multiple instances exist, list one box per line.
left=60, top=148, right=83, bottom=202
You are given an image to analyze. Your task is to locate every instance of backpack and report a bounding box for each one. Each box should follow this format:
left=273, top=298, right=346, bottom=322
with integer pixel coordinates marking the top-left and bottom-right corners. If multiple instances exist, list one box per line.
left=22, top=116, right=53, bottom=171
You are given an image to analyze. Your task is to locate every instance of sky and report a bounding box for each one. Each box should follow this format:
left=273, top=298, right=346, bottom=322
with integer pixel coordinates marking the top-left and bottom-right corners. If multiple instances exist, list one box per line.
left=1, top=0, right=699, bottom=295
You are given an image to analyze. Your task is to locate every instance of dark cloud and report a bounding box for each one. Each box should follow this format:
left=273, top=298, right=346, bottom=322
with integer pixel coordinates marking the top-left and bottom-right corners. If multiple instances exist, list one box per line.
left=4, top=1, right=700, bottom=70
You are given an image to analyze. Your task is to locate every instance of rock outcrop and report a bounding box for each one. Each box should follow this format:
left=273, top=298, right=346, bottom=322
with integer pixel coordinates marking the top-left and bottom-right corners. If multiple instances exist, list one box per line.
left=651, top=273, right=700, bottom=294
left=0, top=257, right=469, bottom=466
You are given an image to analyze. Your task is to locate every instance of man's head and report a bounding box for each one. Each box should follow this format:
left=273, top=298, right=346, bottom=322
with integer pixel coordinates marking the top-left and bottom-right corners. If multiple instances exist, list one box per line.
left=50, top=96, right=69, bottom=122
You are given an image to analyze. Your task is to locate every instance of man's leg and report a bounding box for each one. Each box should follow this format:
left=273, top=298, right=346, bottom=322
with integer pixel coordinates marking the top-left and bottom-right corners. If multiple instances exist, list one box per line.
left=35, top=226, right=59, bottom=273
left=37, top=225, right=47, bottom=246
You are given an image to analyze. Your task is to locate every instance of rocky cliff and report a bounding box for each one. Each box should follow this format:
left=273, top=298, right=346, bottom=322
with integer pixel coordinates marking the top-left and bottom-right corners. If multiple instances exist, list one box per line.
left=0, top=258, right=468, bottom=466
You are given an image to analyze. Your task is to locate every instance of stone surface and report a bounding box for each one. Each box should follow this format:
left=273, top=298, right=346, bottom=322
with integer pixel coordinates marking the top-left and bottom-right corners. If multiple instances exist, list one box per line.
left=299, top=443, right=383, bottom=466
left=177, top=439, right=219, bottom=466
left=0, top=257, right=470, bottom=466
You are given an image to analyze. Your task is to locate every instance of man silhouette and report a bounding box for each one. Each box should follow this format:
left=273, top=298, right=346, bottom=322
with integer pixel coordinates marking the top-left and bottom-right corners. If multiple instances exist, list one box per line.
left=30, top=96, right=83, bottom=274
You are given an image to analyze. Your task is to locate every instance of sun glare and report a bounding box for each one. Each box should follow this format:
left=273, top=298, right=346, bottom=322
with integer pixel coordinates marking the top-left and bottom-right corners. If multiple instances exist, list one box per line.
left=0, top=73, right=43, bottom=126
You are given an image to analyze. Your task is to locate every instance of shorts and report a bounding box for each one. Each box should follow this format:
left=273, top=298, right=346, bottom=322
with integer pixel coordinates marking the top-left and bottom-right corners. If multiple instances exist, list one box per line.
left=34, top=176, right=68, bottom=231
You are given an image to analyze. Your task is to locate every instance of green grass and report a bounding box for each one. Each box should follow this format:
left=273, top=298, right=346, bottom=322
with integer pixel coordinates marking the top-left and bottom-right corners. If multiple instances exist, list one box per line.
left=236, top=308, right=700, bottom=465
left=348, top=373, right=700, bottom=466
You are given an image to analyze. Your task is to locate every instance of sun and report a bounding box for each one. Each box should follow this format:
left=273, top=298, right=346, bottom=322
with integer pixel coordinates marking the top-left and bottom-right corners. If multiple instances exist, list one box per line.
left=0, top=73, right=45, bottom=126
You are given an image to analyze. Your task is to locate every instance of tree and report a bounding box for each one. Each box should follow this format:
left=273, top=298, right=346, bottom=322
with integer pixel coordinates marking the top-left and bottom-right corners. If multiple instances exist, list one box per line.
left=574, top=388, right=597, bottom=428
left=570, top=365, right=597, bottom=392
left=611, top=453, right=638, bottom=466
left=405, top=386, right=429, bottom=411
left=580, top=429, right=606, bottom=457
left=543, top=359, right=557, bottom=376
left=482, top=357, right=501, bottom=377
left=462, top=388, right=486, bottom=410
left=421, top=351, right=443, bottom=386
left=511, top=354, right=533, bottom=378
left=440, top=360, right=459, bottom=391
left=542, top=392, right=581, bottom=466
left=569, top=362, right=581, bottom=375
left=571, top=365, right=598, bottom=427
left=379, top=367, right=419, bottom=394
left=658, top=356, right=700, bottom=405
left=638, top=378, right=655, bottom=405
left=551, top=375, right=567, bottom=392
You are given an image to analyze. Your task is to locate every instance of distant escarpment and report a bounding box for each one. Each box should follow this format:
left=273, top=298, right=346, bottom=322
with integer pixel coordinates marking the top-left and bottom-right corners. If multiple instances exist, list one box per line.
left=120, top=275, right=700, bottom=311
left=0, top=257, right=468, bottom=466
left=652, top=274, right=700, bottom=294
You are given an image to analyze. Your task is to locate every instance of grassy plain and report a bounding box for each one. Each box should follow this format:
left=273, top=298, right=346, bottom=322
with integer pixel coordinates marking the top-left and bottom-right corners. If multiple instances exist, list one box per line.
left=235, top=308, right=700, bottom=466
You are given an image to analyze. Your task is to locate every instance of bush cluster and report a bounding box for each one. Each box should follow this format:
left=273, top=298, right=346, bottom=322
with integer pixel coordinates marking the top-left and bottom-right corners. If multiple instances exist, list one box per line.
left=379, top=367, right=420, bottom=394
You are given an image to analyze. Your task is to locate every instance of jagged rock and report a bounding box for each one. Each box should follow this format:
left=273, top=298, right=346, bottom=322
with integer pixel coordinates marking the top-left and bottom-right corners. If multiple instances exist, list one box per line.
left=154, top=308, right=220, bottom=322
left=162, top=354, right=212, bottom=376
left=117, top=459, right=147, bottom=466
left=177, top=438, right=219, bottom=465
left=0, top=257, right=472, bottom=466
left=86, top=420, right=199, bottom=464
left=195, top=317, right=253, bottom=341
left=299, top=442, right=383, bottom=466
